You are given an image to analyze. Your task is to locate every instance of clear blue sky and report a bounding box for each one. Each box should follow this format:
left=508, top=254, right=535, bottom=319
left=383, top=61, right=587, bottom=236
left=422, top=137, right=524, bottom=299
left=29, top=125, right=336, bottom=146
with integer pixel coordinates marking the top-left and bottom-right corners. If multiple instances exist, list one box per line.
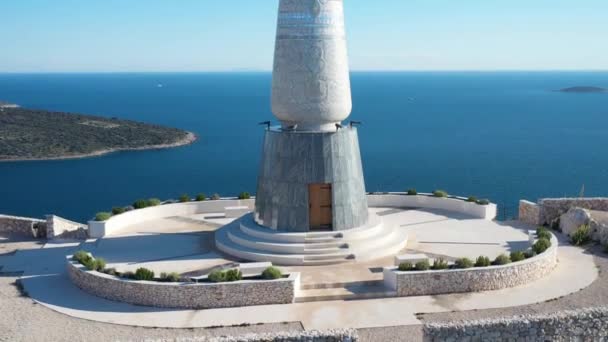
left=1, top=0, right=607, bottom=72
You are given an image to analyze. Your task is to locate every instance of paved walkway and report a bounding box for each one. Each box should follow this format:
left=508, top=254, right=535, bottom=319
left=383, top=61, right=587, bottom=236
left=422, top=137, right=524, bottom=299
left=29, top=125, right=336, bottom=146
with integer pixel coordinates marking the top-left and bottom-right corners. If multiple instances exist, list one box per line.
left=2, top=226, right=597, bottom=330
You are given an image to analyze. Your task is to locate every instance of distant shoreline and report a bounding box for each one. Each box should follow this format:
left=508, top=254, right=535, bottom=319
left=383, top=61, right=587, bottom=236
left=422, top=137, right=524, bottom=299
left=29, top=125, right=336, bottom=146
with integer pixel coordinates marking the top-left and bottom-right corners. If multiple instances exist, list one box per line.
left=0, top=132, right=197, bottom=163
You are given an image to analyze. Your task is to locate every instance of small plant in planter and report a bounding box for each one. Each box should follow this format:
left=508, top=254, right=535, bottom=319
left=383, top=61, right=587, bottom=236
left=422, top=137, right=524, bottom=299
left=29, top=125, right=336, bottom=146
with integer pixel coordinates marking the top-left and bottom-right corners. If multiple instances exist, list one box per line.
left=112, top=207, right=126, bottom=215
left=533, top=238, right=552, bottom=254
left=195, top=193, right=207, bottom=201
left=406, top=189, right=418, bottom=196
left=536, top=227, right=551, bottom=240
left=211, top=193, right=221, bottom=200
left=510, top=251, right=526, bottom=262
left=133, top=199, right=149, bottom=209
left=415, top=260, right=430, bottom=271
left=466, top=196, right=477, bottom=203
left=432, top=258, right=449, bottom=270
left=209, top=269, right=242, bottom=282
left=179, top=194, right=191, bottom=203
left=147, top=198, right=161, bottom=206
left=73, top=250, right=92, bottom=264
left=493, top=254, right=511, bottom=265
left=261, top=266, right=283, bottom=280
left=433, top=190, right=448, bottom=198
left=398, top=262, right=414, bottom=271
left=571, top=224, right=591, bottom=246
left=238, top=192, right=251, bottom=200
left=160, top=272, right=181, bottom=282
left=476, top=199, right=490, bottom=205
left=103, top=268, right=118, bottom=276
left=474, top=256, right=491, bottom=267
left=134, top=267, right=155, bottom=281
left=95, top=212, right=112, bottom=222
left=122, top=271, right=136, bottom=279
left=454, top=258, right=474, bottom=269
left=524, top=250, right=537, bottom=259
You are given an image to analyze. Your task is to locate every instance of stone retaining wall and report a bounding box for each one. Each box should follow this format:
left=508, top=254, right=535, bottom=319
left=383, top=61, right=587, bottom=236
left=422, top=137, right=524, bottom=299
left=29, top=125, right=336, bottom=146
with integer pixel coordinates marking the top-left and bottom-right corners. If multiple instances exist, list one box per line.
left=384, top=234, right=558, bottom=296
left=423, top=307, right=608, bottom=341
left=67, top=257, right=298, bottom=309
left=0, top=214, right=46, bottom=238
left=518, top=200, right=540, bottom=226
left=46, top=215, right=87, bottom=239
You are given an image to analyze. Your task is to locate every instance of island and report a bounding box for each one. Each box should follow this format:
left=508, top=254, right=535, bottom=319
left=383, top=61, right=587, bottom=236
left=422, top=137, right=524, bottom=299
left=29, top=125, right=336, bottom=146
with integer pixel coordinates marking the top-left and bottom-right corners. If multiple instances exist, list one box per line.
left=559, top=86, right=607, bottom=93
left=0, top=105, right=196, bottom=161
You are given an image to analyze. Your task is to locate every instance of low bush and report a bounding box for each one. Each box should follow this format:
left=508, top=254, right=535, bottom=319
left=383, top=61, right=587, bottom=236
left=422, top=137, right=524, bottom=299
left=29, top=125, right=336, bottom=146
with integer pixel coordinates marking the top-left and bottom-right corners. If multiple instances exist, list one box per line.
left=208, top=269, right=243, bottom=282
left=95, top=212, right=112, bottom=222
left=160, top=272, right=181, bottom=282
left=225, top=269, right=242, bottom=281
left=211, top=193, right=221, bottom=200
left=208, top=270, right=226, bottom=282
left=524, top=250, right=537, bottom=259
left=122, top=271, right=136, bottom=279
left=92, top=258, right=106, bottom=271
left=238, top=192, right=251, bottom=200
left=475, top=256, right=491, bottom=267
left=454, top=258, right=474, bottom=269
left=493, top=254, right=511, bottom=265
left=433, top=190, right=448, bottom=198
left=103, top=268, right=118, bottom=276
left=398, top=262, right=414, bottom=271
left=432, top=258, right=449, bottom=270
left=195, top=193, right=207, bottom=201
left=571, top=224, right=592, bottom=246
left=406, top=189, right=417, bottom=196
left=73, top=250, right=92, bottom=264
left=415, top=260, right=431, bottom=271
left=476, top=199, right=490, bottom=205
left=536, top=227, right=551, bottom=240
left=133, top=199, right=149, bottom=209
left=261, top=266, right=283, bottom=280
left=147, top=198, right=161, bottom=206
left=466, top=196, right=477, bottom=203
left=112, top=207, right=126, bottom=215
left=510, top=251, right=526, bottom=262
left=179, top=194, right=191, bottom=203
left=533, top=238, right=552, bottom=254
left=134, top=267, right=155, bottom=281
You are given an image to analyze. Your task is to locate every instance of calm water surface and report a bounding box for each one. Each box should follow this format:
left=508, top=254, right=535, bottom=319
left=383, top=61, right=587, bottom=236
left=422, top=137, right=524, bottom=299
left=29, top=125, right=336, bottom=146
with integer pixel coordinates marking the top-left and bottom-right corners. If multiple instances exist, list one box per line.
left=0, top=72, right=607, bottom=222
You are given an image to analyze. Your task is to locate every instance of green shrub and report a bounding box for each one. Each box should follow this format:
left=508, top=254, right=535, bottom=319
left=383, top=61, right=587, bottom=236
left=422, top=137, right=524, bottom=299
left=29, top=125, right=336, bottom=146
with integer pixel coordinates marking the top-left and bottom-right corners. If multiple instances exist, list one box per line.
left=571, top=224, right=591, bottom=246
left=211, top=193, right=221, bottom=200
left=179, top=194, right=190, bottom=203
left=92, top=258, right=106, bottom=271
left=73, top=250, right=92, bottom=264
left=111, top=207, right=126, bottom=215
left=133, top=199, right=149, bottom=209
left=134, top=267, right=155, bottom=281
left=225, top=269, right=242, bottom=282
left=195, top=193, right=207, bottom=201
left=238, top=192, right=251, bottom=200
left=82, top=258, right=96, bottom=270
left=533, top=238, right=552, bottom=254
left=95, top=212, right=112, bottom=222
left=474, top=256, right=491, bottom=267
left=433, top=190, right=448, bottom=198
left=454, top=258, right=474, bottom=269
left=103, top=268, right=118, bottom=276
left=160, top=272, right=181, bottom=282
left=398, top=262, right=414, bottom=271
left=510, top=251, right=526, bottom=262
left=476, top=199, right=490, bottom=205
left=493, top=254, right=511, bottom=265
left=431, top=258, right=449, bottom=270
left=406, top=189, right=417, bottom=196
left=261, top=267, right=283, bottom=280
left=536, top=227, right=551, bottom=240
left=147, top=198, right=161, bottom=206
left=208, top=270, right=226, bottom=283
left=415, top=260, right=431, bottom=271
left=524, top=250, right=537, bottom=259
left=466, top=196, right=477, bottom=203
left=122, top=271, right=136, bottom=279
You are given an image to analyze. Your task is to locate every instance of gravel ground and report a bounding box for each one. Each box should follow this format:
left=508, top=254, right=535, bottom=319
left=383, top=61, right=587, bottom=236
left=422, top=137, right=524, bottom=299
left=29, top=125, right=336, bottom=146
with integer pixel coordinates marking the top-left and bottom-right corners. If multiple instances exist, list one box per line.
left=0, top=235, right=302, bottom=342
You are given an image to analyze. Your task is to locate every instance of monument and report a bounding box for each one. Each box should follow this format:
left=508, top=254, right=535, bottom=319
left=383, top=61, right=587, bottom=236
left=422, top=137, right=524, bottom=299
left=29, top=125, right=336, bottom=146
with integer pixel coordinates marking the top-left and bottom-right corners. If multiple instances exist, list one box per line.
left=254, top=0, right=369, bottom=232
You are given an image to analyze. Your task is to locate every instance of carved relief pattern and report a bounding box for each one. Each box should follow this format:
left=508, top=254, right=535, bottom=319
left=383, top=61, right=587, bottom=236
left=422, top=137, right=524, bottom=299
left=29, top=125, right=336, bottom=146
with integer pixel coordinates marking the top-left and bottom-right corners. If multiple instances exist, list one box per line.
left=271, top=0, right=352, bottom=126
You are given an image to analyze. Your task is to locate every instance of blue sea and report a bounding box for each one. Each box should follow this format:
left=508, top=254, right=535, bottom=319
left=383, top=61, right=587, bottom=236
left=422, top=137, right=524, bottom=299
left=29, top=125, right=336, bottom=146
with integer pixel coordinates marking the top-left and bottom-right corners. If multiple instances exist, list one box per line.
left=1, top=72, right=607, bottom=222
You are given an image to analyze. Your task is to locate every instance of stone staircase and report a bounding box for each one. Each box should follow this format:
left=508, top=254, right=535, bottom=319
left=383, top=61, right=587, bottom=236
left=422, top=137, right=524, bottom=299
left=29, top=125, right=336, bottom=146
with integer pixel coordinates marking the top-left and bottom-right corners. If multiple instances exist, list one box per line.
left=215, top=213, right=408, bottom=266
left=296, top=280, right=396, bottom=302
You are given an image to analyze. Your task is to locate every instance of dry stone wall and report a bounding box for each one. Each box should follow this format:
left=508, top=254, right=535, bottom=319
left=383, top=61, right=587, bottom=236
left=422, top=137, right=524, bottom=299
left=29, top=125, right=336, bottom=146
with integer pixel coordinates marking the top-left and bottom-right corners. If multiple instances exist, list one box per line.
left=423, top=307, right=608, bottom=341
left=518, top=200, right=540, bottom=226
left=539, top=198, right=608, bottom=225
left=386, top=235, right=557, bottom=296
left=0, top=214, right=46, bottom=238
left=46, top=215, right=87, bottom=239
left=67, top=258, right=297, bottom=309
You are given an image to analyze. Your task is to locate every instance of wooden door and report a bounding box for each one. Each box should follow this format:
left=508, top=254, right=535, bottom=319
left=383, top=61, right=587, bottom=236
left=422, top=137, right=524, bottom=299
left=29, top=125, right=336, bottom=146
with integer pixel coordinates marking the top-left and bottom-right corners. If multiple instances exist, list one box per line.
left=309, top=183, right=333, bottom=230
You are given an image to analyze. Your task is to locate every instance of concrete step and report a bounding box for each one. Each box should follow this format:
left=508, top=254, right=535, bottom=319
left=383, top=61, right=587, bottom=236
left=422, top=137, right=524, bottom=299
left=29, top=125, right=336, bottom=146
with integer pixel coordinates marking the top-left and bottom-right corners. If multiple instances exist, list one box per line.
left=295, top=282, right=396, bottom=303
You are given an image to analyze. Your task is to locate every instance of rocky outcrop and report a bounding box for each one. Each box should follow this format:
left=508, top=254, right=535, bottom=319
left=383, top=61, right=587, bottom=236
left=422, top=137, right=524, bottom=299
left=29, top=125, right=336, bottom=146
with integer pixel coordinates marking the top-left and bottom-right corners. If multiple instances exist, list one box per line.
left=560, top=207, right=608, bottom=244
